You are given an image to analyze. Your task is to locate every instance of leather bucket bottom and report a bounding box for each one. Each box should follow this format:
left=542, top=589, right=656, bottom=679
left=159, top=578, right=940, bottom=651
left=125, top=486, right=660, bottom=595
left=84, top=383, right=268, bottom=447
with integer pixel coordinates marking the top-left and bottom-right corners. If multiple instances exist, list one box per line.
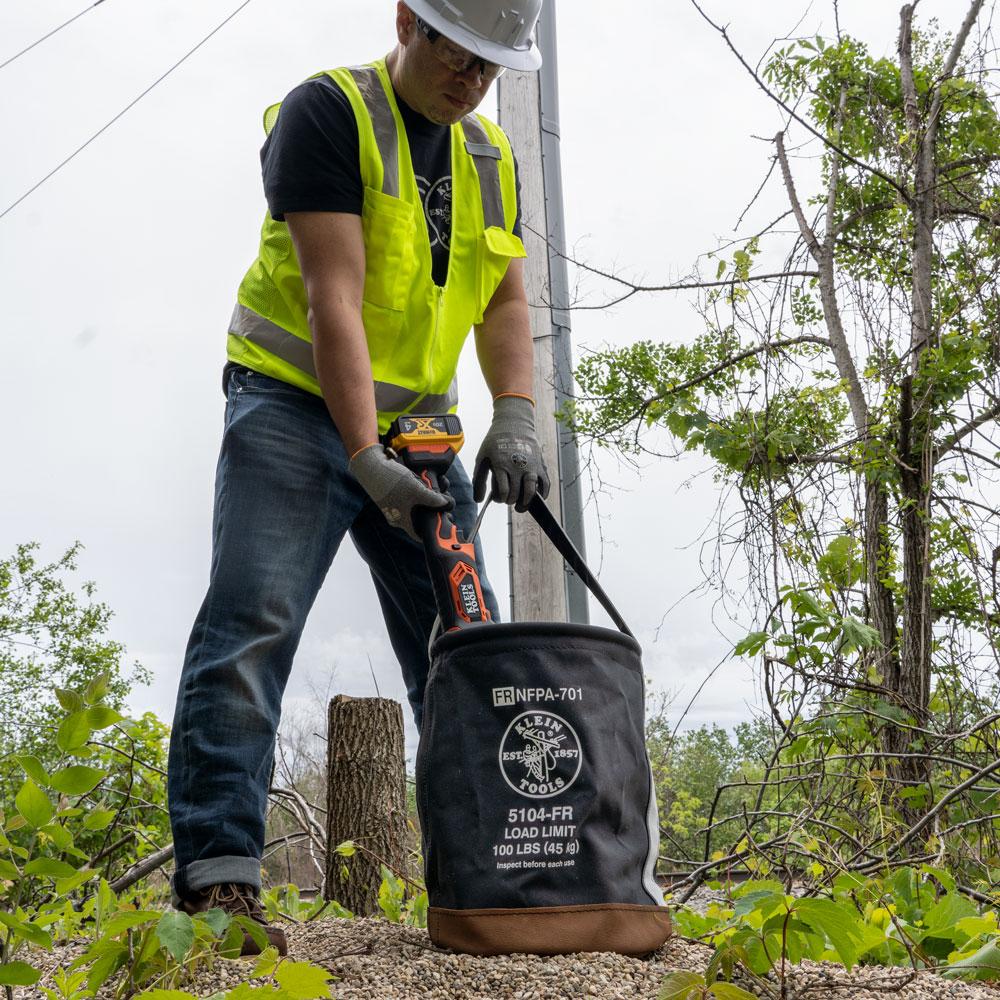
left=428, top=903, right=673, bottom=957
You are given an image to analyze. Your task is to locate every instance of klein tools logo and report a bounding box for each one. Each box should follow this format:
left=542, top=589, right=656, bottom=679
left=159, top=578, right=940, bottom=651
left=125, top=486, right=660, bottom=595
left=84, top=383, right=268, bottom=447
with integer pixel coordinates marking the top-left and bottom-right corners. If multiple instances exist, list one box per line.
left=499, top=711, right=582, bottom=799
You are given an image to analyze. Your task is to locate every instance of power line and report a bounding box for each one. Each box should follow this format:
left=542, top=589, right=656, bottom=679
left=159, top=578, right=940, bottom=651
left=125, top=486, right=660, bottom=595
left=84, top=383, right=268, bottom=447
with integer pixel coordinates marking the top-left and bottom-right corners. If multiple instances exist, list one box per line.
left=0, top=0, right=256, bottom=221
left=0, top=0, right=110, bottom=72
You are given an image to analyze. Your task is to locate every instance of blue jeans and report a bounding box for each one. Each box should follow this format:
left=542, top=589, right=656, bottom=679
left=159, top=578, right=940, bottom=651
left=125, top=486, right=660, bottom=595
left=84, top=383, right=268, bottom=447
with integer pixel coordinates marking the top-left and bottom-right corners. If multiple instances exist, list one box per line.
left=167, top=367, right=499, bottom=902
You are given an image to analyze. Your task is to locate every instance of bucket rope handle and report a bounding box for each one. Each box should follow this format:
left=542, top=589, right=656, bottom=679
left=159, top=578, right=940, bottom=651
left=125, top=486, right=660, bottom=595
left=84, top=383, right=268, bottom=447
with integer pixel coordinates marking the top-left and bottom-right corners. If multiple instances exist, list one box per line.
left=525, top=495, right=633, bottom=638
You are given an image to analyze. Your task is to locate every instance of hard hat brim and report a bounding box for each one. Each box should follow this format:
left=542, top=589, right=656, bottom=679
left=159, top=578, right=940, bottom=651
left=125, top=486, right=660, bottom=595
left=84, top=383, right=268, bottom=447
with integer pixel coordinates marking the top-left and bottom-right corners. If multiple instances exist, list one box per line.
left=406, top=0, right=544, bottom=72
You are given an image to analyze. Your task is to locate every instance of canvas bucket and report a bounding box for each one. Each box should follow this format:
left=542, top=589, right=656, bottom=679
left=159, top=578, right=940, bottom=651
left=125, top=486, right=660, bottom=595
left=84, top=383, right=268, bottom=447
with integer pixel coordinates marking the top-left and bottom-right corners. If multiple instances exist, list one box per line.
left=415, top=498, right=671, bottom=956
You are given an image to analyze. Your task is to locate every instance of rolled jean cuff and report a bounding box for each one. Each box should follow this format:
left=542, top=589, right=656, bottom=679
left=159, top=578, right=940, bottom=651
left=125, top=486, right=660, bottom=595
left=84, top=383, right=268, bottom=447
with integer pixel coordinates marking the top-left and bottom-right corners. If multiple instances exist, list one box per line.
left=171, top=855, right=262, bottom=907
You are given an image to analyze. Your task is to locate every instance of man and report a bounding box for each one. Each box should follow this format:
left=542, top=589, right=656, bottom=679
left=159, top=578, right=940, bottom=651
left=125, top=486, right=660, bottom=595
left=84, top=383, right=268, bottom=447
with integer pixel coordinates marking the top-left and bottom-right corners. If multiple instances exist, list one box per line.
left=167, top=0, right=548, bottom=957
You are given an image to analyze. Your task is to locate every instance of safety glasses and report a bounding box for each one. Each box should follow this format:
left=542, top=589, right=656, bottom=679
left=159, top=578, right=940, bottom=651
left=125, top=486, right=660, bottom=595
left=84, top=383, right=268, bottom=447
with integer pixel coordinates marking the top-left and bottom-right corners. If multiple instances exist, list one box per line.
left=415, top=16, right=506, bottom=82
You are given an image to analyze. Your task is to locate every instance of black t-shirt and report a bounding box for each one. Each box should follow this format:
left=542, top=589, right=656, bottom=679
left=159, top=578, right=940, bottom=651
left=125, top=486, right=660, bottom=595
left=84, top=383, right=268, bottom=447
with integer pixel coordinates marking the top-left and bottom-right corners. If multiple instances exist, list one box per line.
left=261, top=74, right=521, bottom=287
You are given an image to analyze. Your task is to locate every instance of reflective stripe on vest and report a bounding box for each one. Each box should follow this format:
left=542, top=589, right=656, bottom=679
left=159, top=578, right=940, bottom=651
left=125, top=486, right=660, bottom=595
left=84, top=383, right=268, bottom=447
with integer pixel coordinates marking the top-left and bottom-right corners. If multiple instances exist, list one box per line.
left=230, top=302, right=458, bottom=416
left=462, top=116, right=505, bottom=230
left=349, top=66, right=399, bottom=197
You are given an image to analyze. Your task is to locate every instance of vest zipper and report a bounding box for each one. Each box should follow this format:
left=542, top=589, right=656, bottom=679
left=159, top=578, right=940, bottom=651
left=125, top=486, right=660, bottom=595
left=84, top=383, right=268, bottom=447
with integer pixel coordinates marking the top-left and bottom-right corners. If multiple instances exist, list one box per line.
left=428, top=284, right=445, bottom=397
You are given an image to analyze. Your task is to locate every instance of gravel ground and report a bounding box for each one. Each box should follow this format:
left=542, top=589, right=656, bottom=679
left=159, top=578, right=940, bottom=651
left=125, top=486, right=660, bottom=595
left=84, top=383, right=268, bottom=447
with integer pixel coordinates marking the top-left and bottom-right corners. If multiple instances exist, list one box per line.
left=24, top=913, right=1000, bottom=1000
left=21, top=887, right=1000, bottom=1000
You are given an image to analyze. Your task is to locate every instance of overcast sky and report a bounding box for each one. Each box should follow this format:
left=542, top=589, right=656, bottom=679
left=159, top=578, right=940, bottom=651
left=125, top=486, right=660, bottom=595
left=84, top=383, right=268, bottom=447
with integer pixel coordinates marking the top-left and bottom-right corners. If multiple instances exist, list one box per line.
left=1, top=0, right=966, bottom=762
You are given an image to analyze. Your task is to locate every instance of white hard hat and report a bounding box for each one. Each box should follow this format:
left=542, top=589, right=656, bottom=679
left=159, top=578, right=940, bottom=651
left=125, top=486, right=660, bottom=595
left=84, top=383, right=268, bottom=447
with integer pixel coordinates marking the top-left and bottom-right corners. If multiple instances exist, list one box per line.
left=406, top=0, right=543, bottom=72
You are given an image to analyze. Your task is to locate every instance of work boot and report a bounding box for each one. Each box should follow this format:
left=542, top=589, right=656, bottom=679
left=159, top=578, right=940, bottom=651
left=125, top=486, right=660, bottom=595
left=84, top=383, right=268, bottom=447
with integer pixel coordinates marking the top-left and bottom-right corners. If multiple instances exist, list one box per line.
left=179, top=882, right=288, bottom=957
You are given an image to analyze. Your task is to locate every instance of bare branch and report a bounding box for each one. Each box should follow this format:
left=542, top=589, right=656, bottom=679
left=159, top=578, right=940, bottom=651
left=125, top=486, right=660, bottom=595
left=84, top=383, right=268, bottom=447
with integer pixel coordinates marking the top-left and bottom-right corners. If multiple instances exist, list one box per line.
left=776, top=130, right=870, bottom=434
left=687, top=0, right=912, bottom=200
left=940, top=0, right=988, bottom=91
left=937, top=399, right=1000, bottom=456
left=775, top=131, right=822, bottom=259
left=899, top=5, right=922, bottom=141
left=859, top=756, right=1000, bottom=867
left=564, top=271, right=822, bottom=311
left=108, top=844, right=175, bottom=896
left=940, top=153, right=1000, bottom=173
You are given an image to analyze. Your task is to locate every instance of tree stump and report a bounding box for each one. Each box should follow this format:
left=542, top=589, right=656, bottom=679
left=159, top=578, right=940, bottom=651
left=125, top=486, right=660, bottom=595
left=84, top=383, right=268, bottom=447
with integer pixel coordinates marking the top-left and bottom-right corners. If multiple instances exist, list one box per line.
left=324, top=695, right=407, bottom=915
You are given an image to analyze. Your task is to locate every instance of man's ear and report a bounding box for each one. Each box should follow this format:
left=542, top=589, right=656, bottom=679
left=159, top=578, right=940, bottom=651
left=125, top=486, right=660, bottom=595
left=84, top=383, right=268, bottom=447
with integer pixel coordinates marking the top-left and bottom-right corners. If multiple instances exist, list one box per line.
left=396, top=2, right=416, bottom=45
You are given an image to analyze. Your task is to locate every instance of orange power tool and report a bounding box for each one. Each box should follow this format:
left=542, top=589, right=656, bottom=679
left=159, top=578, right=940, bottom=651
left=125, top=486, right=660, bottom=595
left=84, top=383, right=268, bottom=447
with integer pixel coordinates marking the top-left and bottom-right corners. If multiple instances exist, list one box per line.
left=385, top=414, right=493, bottom=632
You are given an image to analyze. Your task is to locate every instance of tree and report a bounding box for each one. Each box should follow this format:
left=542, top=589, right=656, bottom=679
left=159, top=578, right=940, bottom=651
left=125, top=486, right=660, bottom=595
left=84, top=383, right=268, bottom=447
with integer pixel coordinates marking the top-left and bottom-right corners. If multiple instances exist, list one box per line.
left=568, top=1, right=1000, bottom=873
left=0, top=543, right=151, bottom=786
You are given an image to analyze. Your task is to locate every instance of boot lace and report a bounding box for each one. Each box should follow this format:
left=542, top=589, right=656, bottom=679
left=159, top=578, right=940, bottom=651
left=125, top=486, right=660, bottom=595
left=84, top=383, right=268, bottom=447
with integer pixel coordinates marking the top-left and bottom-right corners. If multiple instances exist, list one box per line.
left=205, top=883, right=267, bottom=923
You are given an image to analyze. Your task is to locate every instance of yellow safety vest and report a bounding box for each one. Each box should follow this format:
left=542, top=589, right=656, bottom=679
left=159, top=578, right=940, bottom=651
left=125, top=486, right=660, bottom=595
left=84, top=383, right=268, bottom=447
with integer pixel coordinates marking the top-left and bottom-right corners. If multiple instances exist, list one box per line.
left=228, top=59, right=526, bottom=434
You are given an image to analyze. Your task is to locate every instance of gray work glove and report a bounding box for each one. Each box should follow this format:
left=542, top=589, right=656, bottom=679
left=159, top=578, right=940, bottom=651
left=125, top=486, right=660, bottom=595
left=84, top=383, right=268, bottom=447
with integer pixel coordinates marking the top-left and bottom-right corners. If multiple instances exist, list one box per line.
left=349, top=444, right=451, bottom=540
left=473, top=396, right=550, bottom=513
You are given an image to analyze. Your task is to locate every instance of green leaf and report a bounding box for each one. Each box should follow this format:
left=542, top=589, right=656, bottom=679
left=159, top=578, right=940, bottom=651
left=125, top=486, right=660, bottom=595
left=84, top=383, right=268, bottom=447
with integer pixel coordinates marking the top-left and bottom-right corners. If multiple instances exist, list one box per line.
left=235, top=915, right=270, bottom=956
left=45, top=968, right=90, bottom=1000
left=85, top=705, right=124, bottom=730
left=134, top=992, right=199, bottom=999
left=250, top=944, right=281, bottom=978
left=15, top=779, right=54, bottom=828
left=734, top=631, right=769, bottom=657
left=225, top=986, right=287, bottom=999
left=55, top=867, right=96, bottom=895
left=710, top=985, right=759, bottom=1000
left=49, top=765, right=106, bottom=796
left=0, top=912, right=53, bottom=950
left=0, top=859, right=20, bottom=880
left=15, top=755, right=51, bottom=786
left=794, top=898, right=862, bottom=970
left=195, top=907, right=232, bottom=938
left=155, top=911, right=195, bottom=963
left=942, top=939, right=1000, bottom=981
left=138, top=924, right=164, bottom=969
left=104, top=911, right=161, bottom=938
left=377, top=868, right=404, bottom=923
left=83, top=808, right=117, bottom=831
left=219, top=922, right=245, bottom=960
left=956, top=915, right=1000, bottom=941
left=733, top=889, right=783, bottom=917
left=85, top=942, right=128, bottom=993
left=83, top=671, right=111, bottom=705
left=56, top=710, right=92, bottom=752
left=24, top=858, right=79, bottom=879
left=55, top=687, right=86, bottom=712
left=839, top=617, right=880, bottom=654
left=788, top=589, right=826, bottom=619
left=310, top=898, right=352, bottom=920
left=659, top=970, right=703, bottom=999
left=40, top=822, right=74, bottom=851
left=333, top=840, right=356, bottom=857
left=924, top=893, right=978, bottom=935
left=405, top=890, right=428, bottom=928
left=920, top=864, right=957, bottom=895
left=0, top=961, right=42, bottom=986
left=275, top=960, right=335, bottom=999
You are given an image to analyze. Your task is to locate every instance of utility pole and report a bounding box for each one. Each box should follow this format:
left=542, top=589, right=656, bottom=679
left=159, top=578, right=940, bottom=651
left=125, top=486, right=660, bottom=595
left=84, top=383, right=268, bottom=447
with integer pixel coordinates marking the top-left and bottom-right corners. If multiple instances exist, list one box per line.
left=498, top=0, right=588, bottom=624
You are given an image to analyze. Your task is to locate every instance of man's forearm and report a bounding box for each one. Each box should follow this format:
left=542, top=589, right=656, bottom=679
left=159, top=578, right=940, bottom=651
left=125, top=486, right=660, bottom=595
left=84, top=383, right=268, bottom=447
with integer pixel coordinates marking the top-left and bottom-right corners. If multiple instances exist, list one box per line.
left=309, top=302, right=380, bottom=457
left=475, top=296, right=535, bottom=400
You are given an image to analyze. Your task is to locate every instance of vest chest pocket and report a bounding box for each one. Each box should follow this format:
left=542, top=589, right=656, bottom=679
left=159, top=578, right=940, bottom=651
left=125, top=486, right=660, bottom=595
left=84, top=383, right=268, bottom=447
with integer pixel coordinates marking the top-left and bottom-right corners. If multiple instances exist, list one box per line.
left=477, top=226, right=527, bottom=319
left=362, top=187, right=417, bottom=314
